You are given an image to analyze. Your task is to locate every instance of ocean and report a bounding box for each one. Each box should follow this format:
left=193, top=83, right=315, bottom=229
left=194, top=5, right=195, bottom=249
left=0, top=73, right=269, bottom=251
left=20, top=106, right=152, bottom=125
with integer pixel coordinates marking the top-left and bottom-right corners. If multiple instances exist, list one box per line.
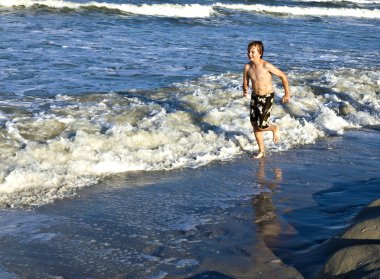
left=0, top=0, right=379, bottom=277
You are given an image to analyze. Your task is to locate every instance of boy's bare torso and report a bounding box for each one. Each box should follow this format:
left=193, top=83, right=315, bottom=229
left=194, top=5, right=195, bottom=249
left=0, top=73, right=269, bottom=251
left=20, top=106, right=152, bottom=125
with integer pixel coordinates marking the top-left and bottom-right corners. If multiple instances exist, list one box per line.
left=246, top=60, right=274, bottom=96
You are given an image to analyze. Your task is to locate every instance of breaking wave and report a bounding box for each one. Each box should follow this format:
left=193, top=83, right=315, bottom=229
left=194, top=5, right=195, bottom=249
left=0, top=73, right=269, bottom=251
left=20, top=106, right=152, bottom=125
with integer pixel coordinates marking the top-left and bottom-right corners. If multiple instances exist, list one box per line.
left=0, top=0, right=379, bottom=18
left=216, top=3, right=380, bottom=19
left=295, top=0, right=378, bottom=4
left=0, top=68, right=379, bottom=207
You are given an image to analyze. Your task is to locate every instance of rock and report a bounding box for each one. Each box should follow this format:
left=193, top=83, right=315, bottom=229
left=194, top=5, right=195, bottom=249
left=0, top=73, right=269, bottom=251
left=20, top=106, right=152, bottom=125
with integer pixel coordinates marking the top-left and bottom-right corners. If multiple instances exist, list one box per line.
left=341, top=199, right=380, bottom=240
left=353, top=199, right=380, bottom=223
left=318, top=199, right=380, bottom=279
left=341, top=216, right=380, bottom=240
left=317, top=245, right=380, bottom=279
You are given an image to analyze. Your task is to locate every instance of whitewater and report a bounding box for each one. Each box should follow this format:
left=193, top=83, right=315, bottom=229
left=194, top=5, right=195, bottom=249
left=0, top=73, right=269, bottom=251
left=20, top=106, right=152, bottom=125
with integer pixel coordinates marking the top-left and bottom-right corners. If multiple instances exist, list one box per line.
left=0, top=0, right=379, bottom=207
left=1, top=0, right=380, bottom=18
left=1, top=68, right=379, bottom=207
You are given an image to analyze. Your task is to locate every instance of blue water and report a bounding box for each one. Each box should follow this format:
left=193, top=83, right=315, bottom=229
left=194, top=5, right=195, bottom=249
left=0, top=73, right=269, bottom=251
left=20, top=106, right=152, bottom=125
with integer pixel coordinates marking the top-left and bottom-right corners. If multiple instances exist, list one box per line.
left=1, top=0, right=380, bottom=205
left=1, top=0, right=379, bottom=96
left=0, top=0, right=380, bottom=277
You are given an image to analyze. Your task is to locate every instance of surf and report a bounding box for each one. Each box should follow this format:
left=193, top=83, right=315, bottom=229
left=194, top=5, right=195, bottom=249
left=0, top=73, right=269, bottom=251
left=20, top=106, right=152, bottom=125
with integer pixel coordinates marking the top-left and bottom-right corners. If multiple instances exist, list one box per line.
left=0, top=68, right=379, bottom=207
left=0, top=0, right=215, bottom=18
left=1, top=0, right=379, bottom=19
left=216, top=3, right=380, bottom=19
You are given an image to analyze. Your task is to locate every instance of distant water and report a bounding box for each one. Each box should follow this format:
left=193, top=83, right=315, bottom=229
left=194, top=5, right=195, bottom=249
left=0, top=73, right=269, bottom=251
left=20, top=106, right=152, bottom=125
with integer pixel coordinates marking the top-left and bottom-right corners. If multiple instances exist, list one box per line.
left=0, top=0, right=379, bottom=207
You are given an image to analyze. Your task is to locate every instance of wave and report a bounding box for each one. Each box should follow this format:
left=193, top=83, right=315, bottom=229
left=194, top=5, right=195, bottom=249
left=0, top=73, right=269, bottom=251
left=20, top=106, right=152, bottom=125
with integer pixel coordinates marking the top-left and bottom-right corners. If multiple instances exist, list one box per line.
left=0, top=68, right=379, bottom=207
left=295, top=0, right=379, bottom=4
left=0, top=0, right=379, bottom=18
left=216, top=3, right=380, bottom=19
left=0, top=0, right=215, bottom=18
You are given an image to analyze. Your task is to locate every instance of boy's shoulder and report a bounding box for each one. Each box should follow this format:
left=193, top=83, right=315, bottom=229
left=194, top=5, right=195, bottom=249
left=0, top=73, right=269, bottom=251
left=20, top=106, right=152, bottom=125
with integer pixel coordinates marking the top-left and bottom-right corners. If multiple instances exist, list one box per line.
left=262, top=59, right=277, bottom=70
left=261, top=59, right=270, bottom=66
left=244, top=62, right=252, bottom=70
left=245, top=60, right=273, bottom=69
left=255, top=59, right=271, bottom=67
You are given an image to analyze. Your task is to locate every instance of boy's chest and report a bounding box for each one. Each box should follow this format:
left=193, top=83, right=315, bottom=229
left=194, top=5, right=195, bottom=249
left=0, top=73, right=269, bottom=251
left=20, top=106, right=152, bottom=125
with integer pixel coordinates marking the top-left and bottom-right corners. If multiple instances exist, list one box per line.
left=248, top=67, right=271, bottom=82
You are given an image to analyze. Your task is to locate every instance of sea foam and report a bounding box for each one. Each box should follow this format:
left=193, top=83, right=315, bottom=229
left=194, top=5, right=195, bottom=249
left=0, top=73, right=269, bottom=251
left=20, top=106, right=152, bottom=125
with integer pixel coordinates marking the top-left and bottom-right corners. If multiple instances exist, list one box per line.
left=216, top=3, right=380, bottom=19
left=0, top=0, right=214, bottom=18
left=0, top=0, right=379, bottom=18
left=296, top=0, right=378, bottom=4
left=0, top=68, right=379, bottom=207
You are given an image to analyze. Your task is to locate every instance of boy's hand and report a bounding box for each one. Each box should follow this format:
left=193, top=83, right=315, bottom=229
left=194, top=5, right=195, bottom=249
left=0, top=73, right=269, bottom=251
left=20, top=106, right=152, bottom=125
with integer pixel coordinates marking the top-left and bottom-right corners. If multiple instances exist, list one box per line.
left=282, top=95, right=290, bottom=103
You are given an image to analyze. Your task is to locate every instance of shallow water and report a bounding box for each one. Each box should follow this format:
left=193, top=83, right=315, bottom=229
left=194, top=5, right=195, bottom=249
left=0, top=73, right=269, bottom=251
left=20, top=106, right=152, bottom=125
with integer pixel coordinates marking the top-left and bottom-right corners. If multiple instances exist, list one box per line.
left=0, top=0, right=379, bottom=277
left=1, top=0, right=380, bottom=207
left=0, top=130, right=379, bottom=278
left=257, top=129, right=380, bottom=278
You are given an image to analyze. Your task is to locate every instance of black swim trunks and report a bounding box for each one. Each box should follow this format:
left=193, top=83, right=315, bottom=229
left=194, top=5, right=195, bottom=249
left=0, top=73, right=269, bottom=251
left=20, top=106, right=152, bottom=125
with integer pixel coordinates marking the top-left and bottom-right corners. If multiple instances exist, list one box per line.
left=250, top=92, right=274, bottom=129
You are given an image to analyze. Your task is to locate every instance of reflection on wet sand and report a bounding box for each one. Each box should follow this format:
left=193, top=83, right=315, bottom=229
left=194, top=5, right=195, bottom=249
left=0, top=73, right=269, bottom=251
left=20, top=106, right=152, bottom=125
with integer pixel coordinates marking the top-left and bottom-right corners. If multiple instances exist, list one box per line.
left=253, top=159, right=285, bottom=243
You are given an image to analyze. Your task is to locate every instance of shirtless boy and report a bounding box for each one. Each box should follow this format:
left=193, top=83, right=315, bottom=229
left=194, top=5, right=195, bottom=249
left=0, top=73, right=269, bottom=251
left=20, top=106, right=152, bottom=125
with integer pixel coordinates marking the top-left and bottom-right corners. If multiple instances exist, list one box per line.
left=243, top=41, right=291, bottom=159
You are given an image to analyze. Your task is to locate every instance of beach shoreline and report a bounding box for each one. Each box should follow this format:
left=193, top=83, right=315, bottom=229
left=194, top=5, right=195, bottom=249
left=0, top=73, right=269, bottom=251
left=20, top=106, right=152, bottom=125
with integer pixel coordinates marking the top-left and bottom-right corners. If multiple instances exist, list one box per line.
left=0, top=129, right=379, bottom=278
left=317, top=198, right=380, bottom=279
left=1, top=0, right=379, bottom=277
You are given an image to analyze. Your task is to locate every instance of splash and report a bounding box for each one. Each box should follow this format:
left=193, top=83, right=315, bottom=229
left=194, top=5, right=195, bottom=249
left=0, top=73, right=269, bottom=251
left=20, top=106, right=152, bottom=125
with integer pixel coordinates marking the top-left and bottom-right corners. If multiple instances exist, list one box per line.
left=295, top=0, right=378, bottom=4
left=0, top=68, right=379, bottom=207
left=0, top=0, right=214, bottom=18
left=0, top=0, right=379, bottom=18
left=216, top=3, right=380, bottom=19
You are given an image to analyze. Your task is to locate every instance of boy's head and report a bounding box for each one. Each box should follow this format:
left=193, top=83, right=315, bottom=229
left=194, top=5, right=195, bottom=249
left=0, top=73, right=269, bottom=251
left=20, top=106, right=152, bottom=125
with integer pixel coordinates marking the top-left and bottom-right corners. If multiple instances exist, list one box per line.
left=247, top=41, right=264, bottom=59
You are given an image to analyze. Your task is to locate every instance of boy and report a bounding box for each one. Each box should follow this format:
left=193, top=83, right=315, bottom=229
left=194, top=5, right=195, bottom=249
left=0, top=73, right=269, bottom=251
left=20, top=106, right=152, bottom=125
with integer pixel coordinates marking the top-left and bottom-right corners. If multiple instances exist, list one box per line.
left=243, top=41, right=291, bottom=159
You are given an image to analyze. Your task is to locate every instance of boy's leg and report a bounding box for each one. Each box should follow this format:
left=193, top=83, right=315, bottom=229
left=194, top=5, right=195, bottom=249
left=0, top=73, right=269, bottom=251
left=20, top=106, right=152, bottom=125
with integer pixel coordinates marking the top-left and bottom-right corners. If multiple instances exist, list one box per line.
left=253, top=124, right=280, bottom=159
left=258, top=124, right=280, bottom=144
left=271, top=124, right=280, bottom=143
left=253, top=125, right=265, bottom=159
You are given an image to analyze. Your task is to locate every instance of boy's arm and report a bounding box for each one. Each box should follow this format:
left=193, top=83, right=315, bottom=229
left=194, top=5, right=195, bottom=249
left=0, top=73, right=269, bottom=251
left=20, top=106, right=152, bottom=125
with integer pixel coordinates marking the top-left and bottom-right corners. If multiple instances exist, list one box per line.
left=265, top=62, right=291, bottom=103
left=242, top=64, right=250, bottom=98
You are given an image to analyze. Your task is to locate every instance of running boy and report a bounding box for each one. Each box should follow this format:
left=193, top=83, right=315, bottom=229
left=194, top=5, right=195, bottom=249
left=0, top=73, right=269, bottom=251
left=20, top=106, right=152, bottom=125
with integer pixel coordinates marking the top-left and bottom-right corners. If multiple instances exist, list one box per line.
left=243, top=41, right=291, bottom=159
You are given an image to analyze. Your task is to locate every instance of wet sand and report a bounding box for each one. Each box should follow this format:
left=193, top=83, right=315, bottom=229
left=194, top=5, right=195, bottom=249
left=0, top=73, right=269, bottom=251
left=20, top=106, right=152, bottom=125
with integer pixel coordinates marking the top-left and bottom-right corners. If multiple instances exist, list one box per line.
left=262, top=129, right=380, bottom=278
left=0, top=129, right=379, bottom=278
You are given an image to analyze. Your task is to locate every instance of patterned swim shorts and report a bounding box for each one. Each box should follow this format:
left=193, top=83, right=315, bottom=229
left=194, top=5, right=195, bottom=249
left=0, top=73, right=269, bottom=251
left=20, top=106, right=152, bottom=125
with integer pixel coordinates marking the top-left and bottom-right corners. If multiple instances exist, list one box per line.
left=250, top=92, right=274, bottom=129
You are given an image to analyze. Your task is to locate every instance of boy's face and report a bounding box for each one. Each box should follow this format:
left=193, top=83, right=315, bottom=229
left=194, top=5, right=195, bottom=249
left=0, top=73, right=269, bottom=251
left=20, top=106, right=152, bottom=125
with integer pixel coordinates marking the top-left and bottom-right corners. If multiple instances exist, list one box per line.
left=247, top=46, right=261, bottom=61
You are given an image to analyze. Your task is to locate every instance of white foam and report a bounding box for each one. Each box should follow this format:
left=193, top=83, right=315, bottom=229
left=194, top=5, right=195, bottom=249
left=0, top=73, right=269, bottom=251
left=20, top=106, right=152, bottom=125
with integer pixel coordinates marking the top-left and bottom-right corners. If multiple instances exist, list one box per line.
left=169, top=216, right=209, bottom=231
left=0, top=68, right=379, bottom=207
left=296, top=0, right=378, bottom=4
left=216, top=3, right=380, bottom=19
left=0, top=0, right=214, bottom=18
left=1, top=0, right=379, bottom=18
left=315, top=106, right=350, bottom=135
left=175, top=259, right=199, bottom=268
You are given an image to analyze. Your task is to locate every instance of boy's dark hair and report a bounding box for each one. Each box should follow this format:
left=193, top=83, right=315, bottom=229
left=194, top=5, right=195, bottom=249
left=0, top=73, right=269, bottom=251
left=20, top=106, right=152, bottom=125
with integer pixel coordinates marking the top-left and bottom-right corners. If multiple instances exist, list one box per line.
left=247, top=41, right=264, bottom=58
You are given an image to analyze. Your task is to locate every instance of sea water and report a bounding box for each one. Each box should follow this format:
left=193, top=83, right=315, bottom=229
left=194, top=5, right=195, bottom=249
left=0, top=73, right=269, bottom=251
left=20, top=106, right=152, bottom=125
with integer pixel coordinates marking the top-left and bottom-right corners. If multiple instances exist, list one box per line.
left=0, top=0, right=379, bottom=277
left=0, top=0, right=379, bottom=207
left=0, top=131, right=379, bottom=278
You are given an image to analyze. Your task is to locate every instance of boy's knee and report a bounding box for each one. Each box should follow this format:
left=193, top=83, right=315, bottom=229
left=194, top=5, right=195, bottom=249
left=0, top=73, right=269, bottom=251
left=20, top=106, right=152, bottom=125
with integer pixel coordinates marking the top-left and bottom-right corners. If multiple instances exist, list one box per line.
left=253, top=124, right=261, bottom=132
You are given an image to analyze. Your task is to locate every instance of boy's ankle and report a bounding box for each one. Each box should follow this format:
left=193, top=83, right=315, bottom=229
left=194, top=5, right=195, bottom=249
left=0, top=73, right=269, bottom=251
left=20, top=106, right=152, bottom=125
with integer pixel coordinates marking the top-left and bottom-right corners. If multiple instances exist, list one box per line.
left=253, top=151, right=265, bottom=159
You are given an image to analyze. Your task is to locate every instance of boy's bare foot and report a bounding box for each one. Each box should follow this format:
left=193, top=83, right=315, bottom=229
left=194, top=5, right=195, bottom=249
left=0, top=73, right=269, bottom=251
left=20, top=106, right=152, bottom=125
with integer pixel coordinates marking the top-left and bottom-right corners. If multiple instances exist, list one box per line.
left=273, top=125, right=280, bottom=143
left=253, top=151, right=265, bottom=159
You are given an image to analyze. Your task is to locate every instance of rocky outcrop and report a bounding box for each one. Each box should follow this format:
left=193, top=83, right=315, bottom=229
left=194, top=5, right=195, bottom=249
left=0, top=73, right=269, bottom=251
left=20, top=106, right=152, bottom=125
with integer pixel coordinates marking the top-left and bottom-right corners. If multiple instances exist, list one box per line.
left=318, top=199, right=380, bottom=279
